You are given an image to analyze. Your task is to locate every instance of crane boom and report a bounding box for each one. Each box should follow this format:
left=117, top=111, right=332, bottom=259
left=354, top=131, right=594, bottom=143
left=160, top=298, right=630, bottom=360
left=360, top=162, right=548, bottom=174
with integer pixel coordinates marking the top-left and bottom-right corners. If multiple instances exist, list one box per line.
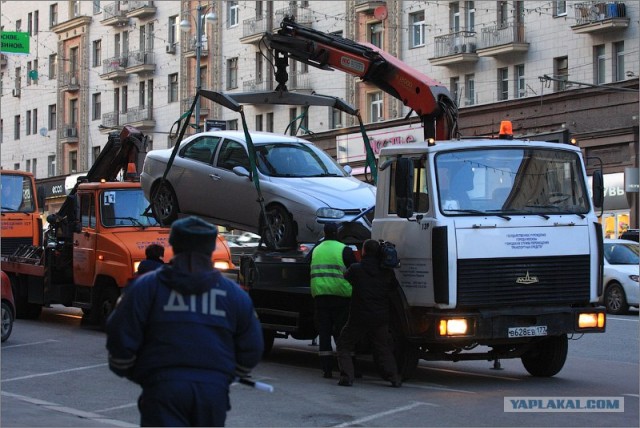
left=264, top=17, right=458, bottom=140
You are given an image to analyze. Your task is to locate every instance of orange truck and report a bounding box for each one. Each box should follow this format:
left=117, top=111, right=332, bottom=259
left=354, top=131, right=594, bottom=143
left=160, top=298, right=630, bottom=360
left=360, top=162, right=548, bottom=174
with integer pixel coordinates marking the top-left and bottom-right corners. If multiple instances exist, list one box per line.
left=1, top=127, right=234, bottom=326
left=1, top=169, right=44, bottom=255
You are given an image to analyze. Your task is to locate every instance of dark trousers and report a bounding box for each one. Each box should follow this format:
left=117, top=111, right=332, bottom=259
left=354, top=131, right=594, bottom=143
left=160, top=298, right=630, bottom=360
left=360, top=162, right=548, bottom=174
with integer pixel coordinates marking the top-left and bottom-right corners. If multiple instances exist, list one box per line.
left=314, top=295, right=350, bottom=373
left=337, top=321, right=400, bottom=383
left=139, top=379, right=229, bottom=427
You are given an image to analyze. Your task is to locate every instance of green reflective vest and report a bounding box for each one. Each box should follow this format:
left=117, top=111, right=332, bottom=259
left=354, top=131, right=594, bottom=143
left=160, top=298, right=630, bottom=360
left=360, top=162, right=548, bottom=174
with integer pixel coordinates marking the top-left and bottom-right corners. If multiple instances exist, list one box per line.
left=310, top=240, right=352, bottom=298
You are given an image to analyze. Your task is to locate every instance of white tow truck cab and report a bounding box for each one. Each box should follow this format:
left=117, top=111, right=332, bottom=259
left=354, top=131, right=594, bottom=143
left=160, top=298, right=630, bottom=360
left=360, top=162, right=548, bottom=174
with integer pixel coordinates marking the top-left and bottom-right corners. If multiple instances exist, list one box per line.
left=374, top=137, right=606, bottom=377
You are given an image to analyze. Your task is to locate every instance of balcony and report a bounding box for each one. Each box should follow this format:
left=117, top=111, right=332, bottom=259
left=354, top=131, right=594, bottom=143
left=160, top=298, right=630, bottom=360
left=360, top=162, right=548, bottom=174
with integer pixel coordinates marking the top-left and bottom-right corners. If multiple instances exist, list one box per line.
left=181, top=97, right=210, bottom=118
left=100, top=56, right=128, bottom=80
left=183, top=36, right=208, bottom=58
left=429, top=31, right=479, bottom=66
left=121, top=106, right=155, bottom=129
left=125, top=51, right=155, bottom=74
left=101, top=2, right=128, bottom=26
left=242, top=78, right=273, bottom=92
left=59, top=124, right=79, bottom=144
left=126, top=0, right=156, bottom=19
left=274, top=6, right=312, bottom=27
left=572, top=1, right=629, bottom=34
left=240, top=17, right=269, bottom=44
left=476, top=22, right=528, bottom=57
left=101, top=111, right=119, bottom=129
left=60, top=72, right=80, bottom=91
left=287, top=72, right=312, bottom=92
left=354, top=0, right=386, bottom=14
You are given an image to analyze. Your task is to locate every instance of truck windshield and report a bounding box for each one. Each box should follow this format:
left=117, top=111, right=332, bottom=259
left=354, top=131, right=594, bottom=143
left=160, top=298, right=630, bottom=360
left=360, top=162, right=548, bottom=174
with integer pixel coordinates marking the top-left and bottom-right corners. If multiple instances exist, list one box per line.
left=1, top=173, right=36, bottom=213
left=100, top=189, right=160, bottom=227
left=436, top=148, right=590, bottom=216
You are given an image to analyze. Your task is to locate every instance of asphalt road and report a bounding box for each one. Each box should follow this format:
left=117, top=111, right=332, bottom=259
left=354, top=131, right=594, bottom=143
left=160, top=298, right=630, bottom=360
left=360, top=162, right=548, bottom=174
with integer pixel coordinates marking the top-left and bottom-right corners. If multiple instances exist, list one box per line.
left=1, top=306, right=638, bottom=427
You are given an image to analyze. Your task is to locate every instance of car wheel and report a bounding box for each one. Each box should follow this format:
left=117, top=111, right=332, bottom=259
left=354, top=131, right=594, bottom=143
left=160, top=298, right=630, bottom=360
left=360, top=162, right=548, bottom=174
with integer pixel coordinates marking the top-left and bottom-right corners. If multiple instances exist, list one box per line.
left=1, top=301, right=14, bottom=342
left=151, top=181, right=180, bottom=226
left=262, top=205, right=295, bottom=249
left=521, top=334, right=568, bottom=377
left=605, top=282, right=629, bottom=315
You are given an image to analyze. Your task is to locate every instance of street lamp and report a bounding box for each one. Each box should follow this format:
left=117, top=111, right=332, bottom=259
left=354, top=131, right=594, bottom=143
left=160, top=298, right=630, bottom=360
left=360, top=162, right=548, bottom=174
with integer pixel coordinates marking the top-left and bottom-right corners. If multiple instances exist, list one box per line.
left=180, top=3, right=217, bottom=132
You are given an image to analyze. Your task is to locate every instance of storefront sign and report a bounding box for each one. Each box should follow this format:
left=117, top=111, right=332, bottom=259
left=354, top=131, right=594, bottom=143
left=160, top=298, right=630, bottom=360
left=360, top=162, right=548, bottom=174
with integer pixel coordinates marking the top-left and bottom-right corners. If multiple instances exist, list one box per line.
left=336, top=124, right=424, bottom=164
left=1, top=31, right=29, bottom=54
left=590, top=173, right=630, bottom=211
left=624, top=168, right=639, bottom=193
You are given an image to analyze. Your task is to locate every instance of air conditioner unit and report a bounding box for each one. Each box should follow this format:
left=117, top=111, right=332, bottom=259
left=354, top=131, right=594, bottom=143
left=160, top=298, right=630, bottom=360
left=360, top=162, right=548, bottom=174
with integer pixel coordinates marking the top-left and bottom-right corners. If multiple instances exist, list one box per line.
left=12, top=88, right=21, bottom=97
left=66, top=128, right=78, bottom=138
left=166, top=44, right=176, bottom=54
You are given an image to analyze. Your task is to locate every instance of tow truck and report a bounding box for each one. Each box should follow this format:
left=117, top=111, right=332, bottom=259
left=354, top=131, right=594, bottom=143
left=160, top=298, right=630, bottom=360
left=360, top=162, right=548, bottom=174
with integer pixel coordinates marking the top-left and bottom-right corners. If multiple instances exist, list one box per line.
left=1, top=126, right=234, bottom=327
left=1, top=169, right=44, bottom=256
left=148, top=17, right=607, bottom=378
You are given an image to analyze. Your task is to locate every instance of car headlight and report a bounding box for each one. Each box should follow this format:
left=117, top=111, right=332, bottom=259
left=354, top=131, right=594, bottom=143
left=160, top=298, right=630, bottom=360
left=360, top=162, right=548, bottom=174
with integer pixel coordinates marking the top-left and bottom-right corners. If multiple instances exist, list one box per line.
left=630, top=275, right=639, bottom=283
left=316, top=208, right=345, bottom=219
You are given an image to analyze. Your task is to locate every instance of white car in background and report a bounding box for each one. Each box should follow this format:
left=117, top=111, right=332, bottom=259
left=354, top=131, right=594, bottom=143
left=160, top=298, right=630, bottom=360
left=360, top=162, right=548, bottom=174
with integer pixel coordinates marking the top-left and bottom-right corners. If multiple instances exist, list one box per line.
left=141, top=131, right=375, bottom=249
left=601, top=239, right=639, bottom=315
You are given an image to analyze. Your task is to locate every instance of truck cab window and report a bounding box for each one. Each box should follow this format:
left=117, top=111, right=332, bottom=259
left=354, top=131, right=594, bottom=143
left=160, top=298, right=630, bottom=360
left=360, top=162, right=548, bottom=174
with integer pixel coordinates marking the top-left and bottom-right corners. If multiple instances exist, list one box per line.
left=80, top=193, right=96, bottom=228
left=388, top=157, right=429, bottom=215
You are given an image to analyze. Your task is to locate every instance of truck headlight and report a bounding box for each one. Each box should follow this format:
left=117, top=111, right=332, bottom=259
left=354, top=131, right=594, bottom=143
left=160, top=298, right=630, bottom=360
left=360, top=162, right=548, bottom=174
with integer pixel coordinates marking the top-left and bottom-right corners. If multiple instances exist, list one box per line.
left=133, top=261, right=141, bottom=275
left=578, top=312, right=605, bottom=329
left=438, top=318, right=469, bottom=336
left=214, top=260, right=231, bottom=270
left=316, top=208, right=345, bottom=219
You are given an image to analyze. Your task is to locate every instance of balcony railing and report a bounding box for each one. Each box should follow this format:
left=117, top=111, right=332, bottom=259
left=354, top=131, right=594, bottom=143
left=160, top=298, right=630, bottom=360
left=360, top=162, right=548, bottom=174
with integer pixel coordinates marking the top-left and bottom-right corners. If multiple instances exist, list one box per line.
left=243, top=78, right=272, bottom=92
left=125, top=50, right=155, bottom=73
left=60, top=71, right=80, bottom=90
left=102, top=56, right=128, bottom=75
left=287, top=71, right=312, bottom=91
left=59, top=124, right=79, bottom=142
left=432, top=31, right=478, bottom=58
left=477, top=22, right=526, bottom=49
left=181, top=97, right=210, bottom=117
left=572, top=1, right=629, bottom=33
left=274, top=6, right=312, bottom=26
left=241, top=16, right=269, bottom=41
left=121, top=106, right=154, bottom=126
left=126, top=0, right=156, bottom=18
left=183, top=36, right=208, bottom=56
left=101, top=2, right=128, bottom=26
left=102, top=111, right=119, bottom=128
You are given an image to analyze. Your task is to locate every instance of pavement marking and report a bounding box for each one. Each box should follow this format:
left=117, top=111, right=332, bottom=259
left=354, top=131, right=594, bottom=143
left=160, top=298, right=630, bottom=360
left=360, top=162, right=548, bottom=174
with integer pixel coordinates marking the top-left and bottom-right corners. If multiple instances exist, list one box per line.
left=1, top=363, right=108, bottom=383
left=424, top=366, right=522, bottom=381
left=1, top=391, right=136, bottom=427
left=333, top=401, right=437, bottom=427
left=403, top=383, right=476, bottom=394
left=94, top=402, right=139, bottom=413
left=1, top=339, right=59, bottom=349
left=607, top=316, right=639, bottom=322
left=623, top=393, right=639, bottom=398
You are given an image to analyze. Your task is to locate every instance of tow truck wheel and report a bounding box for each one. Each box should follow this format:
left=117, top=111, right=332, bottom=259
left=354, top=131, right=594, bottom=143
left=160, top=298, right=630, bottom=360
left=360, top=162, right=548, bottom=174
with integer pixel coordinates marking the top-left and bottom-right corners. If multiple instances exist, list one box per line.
left=1, top=301, right=14, bottom=342
left=151, top=181, right=180, bottom=226
left=604, top=282, right=629, bottom=315
left=89, top=286, right=119, bottom=330
left=261, top=205, right=295, bottom=249
left=521, top=334, right=568, bottom=377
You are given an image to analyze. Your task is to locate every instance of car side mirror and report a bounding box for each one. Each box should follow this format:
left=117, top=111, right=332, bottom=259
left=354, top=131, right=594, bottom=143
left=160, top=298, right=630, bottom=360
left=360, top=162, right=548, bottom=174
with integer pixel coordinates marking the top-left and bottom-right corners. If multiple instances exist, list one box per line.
left=232, top=166, right=251, bottom=178
left=395, top=157, right=414, bottom=219
left=343, top=165, right=353, bottom=176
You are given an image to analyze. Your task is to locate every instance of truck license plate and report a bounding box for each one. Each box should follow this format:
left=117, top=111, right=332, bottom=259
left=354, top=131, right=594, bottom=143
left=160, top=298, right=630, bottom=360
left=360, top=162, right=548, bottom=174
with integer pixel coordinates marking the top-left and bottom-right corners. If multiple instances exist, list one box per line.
left=507, top=326, right=548, bottom=338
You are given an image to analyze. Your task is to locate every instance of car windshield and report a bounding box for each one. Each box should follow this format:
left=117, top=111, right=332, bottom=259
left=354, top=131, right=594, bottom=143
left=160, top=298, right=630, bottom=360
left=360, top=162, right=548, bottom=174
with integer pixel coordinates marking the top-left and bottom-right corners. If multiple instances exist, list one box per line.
left=1, top=174, right=36, bottom=212
left=604, top=243, right=639, bottom=265
left=255, top=143, right=347, bottom=178
left=435, top=148, right=590, bottom=216
left=100, top=189, right=160, bottom=227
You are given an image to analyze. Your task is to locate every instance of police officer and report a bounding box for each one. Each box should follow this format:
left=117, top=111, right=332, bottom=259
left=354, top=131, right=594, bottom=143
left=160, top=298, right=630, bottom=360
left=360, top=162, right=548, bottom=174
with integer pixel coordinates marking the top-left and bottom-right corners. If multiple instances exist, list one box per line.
left=136, top=243, right=165, bottom=275
left=309, top=222, right=356, bottom=378
left=106, top=216, right=264, bottom=427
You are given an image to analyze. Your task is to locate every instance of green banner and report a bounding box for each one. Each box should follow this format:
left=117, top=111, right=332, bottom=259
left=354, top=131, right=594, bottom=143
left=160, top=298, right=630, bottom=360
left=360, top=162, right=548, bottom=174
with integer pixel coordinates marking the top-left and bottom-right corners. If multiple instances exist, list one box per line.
left=1, top=31, right=30, bottom=54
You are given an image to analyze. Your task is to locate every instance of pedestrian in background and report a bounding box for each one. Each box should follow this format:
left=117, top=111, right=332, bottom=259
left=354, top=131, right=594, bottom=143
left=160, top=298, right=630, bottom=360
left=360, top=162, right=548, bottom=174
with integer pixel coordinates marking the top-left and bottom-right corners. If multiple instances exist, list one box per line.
left=137, top=243, right=165, bottom=275
left=309, top=222, right=356, bottom=378
left=106, top=216, right=263, bottom=427
left=336, top=239, right=402, bottom=387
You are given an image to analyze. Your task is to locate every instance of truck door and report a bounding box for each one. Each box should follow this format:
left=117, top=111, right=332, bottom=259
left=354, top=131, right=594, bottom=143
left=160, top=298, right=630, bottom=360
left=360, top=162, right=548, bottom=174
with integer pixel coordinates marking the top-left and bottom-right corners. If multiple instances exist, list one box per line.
left=73, top=192, right=97, bottom=286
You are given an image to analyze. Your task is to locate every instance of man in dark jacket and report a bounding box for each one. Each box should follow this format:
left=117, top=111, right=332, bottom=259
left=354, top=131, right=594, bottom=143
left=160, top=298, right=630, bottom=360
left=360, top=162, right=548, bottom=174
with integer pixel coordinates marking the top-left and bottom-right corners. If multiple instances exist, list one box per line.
left=106, top=216, right=264, bottom=426
left=336, top=239, right=401, bottom=387
left=308, top=222, right=357, bottom=378
left=137, top=243, right=165, bottom=275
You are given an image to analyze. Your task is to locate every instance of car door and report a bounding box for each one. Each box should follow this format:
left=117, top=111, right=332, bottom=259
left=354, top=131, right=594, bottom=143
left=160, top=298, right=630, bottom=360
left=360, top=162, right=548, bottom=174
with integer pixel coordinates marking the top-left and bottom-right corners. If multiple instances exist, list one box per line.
left=210, top=138, right=262, bottom=230
left=168, top=135, right=221, bottom=216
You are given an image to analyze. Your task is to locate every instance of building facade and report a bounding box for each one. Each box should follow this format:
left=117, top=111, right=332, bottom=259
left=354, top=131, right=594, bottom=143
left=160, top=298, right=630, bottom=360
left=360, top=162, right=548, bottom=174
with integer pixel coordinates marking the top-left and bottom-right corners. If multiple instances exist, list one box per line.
left=1, top=0, right=638, bottom=233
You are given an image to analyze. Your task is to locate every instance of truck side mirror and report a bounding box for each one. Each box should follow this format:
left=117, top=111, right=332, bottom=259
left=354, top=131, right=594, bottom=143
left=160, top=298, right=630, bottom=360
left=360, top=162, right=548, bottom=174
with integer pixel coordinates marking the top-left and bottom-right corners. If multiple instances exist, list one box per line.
left=395, top=158, right=414, bottom=218
left=37, top=185, right=46, bottom=213
left=592, top=170, right=604, bottom=209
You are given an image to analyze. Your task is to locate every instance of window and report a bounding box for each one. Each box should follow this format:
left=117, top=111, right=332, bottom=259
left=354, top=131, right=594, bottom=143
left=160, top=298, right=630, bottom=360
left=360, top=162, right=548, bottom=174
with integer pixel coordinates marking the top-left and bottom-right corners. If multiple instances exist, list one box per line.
left=121, top=85, right=128, bottom=113
left=27, top=12, right=33, bottom=35
left=48, top=104, right=57, bottom=130
left=169, top=73, right=178, bottom=102
left=227, top=119, right=238, bottom=130
left=266, top=112, right=274, bottom=132
left=256, top=1, right=263, bottom=17
left=256, top=114, right=263, bottom=131
left=554, top=1, right=567, bottom=16
left=26, top=111, right=32, bottom=135
left=450, top=76, right=460, bottom=103
left=369, top=22, right=383, bottom=48
left=497, top=1, right=509, bottom=27
left=614, top=41, right=625, bottom=82
left=92, top=40, right=101, bottom=67
left=554, top=56, right=568, bottom=91
left=256, top=52, right=264, bottom=83
left=70, top=47, right=79, bottom=74
left=92, top=146, right=101, bottom=166
left=49, top=54, right=57, bottom=79
left=330, top=107, right=342, bottom=129
left=93, top=0, right=101, bottom=14
left=48, top=155, right=56, bottom=177
left=33, top=59, right=38, bottom=84
left=216, top=140, right=249, bottom=170
left=80, top=193, right=96, bottom=228
left=27, top=62, right=32, bottom=86
left=32, top=158, right=37, bottom=175
left=32, top=109, right=38, bottom=135
left=16, top=19, right=22, bottom=32
left=369, top=92, right=383, bottom=122
left=450, top=2, right=460, bottom=32
left=50, top=3, right=58, bottom=27
left=228, top=1, right=239, bottom=27
left=465, top=74, right=475, bottom=105
left=14, top=163, right=20, bottom=170
left=227, top=57, right=238, bottom=89
left=71, top=0, right=80, bottom=18
left=26, top=159, right=31, bottom=172
left=594, top=45, right=606, bottom=85
left=515, top=64, right=525, bottom=98
left=181, top=136, right=220, bottom=164
left=69, top=151, right=78, bottom=173
left=409, top=11, right=425, bottom=48
left=498, top=67, right=509, bottom=100
left=92, top=93, right=101, bottom=120
left=69, top=99, right=78, bottom=125
left=139, top=82, right=146, bottom=108
left=465, top=1, right=475, bottom=31
left=168, top=16, right=177, bottom=45
left=289, top=108, right=297, bottom=135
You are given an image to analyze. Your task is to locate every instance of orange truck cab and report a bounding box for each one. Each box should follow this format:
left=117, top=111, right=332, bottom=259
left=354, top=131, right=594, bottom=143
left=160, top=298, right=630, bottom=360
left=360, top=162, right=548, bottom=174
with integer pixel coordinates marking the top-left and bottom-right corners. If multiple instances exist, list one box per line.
left=1, top=170, right=43, bottom=255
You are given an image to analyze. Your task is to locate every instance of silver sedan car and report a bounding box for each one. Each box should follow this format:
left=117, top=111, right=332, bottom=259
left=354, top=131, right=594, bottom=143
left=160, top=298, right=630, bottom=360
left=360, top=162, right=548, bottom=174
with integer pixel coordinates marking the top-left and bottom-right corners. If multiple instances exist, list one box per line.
left=141, top=131, right=376, bottom=248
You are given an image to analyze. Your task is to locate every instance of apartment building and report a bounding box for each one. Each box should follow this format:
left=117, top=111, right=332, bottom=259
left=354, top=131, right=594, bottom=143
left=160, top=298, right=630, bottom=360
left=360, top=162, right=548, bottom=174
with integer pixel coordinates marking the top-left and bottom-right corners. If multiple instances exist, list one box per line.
left=1, top=0, right=638, bottom=233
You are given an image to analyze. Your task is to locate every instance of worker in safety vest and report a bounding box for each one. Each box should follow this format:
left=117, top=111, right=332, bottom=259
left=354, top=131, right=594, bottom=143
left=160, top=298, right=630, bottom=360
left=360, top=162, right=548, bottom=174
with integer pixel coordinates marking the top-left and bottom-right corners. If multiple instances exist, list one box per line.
left=309, top=222, right=357, bottom=379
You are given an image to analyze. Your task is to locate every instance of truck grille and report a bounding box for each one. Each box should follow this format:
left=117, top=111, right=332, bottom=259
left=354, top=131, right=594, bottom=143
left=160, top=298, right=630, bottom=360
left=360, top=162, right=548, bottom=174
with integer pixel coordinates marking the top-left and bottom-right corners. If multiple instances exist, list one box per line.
left=457, top=255, right=591, bottom=307
left=1, top=238, right=33, bottom=256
